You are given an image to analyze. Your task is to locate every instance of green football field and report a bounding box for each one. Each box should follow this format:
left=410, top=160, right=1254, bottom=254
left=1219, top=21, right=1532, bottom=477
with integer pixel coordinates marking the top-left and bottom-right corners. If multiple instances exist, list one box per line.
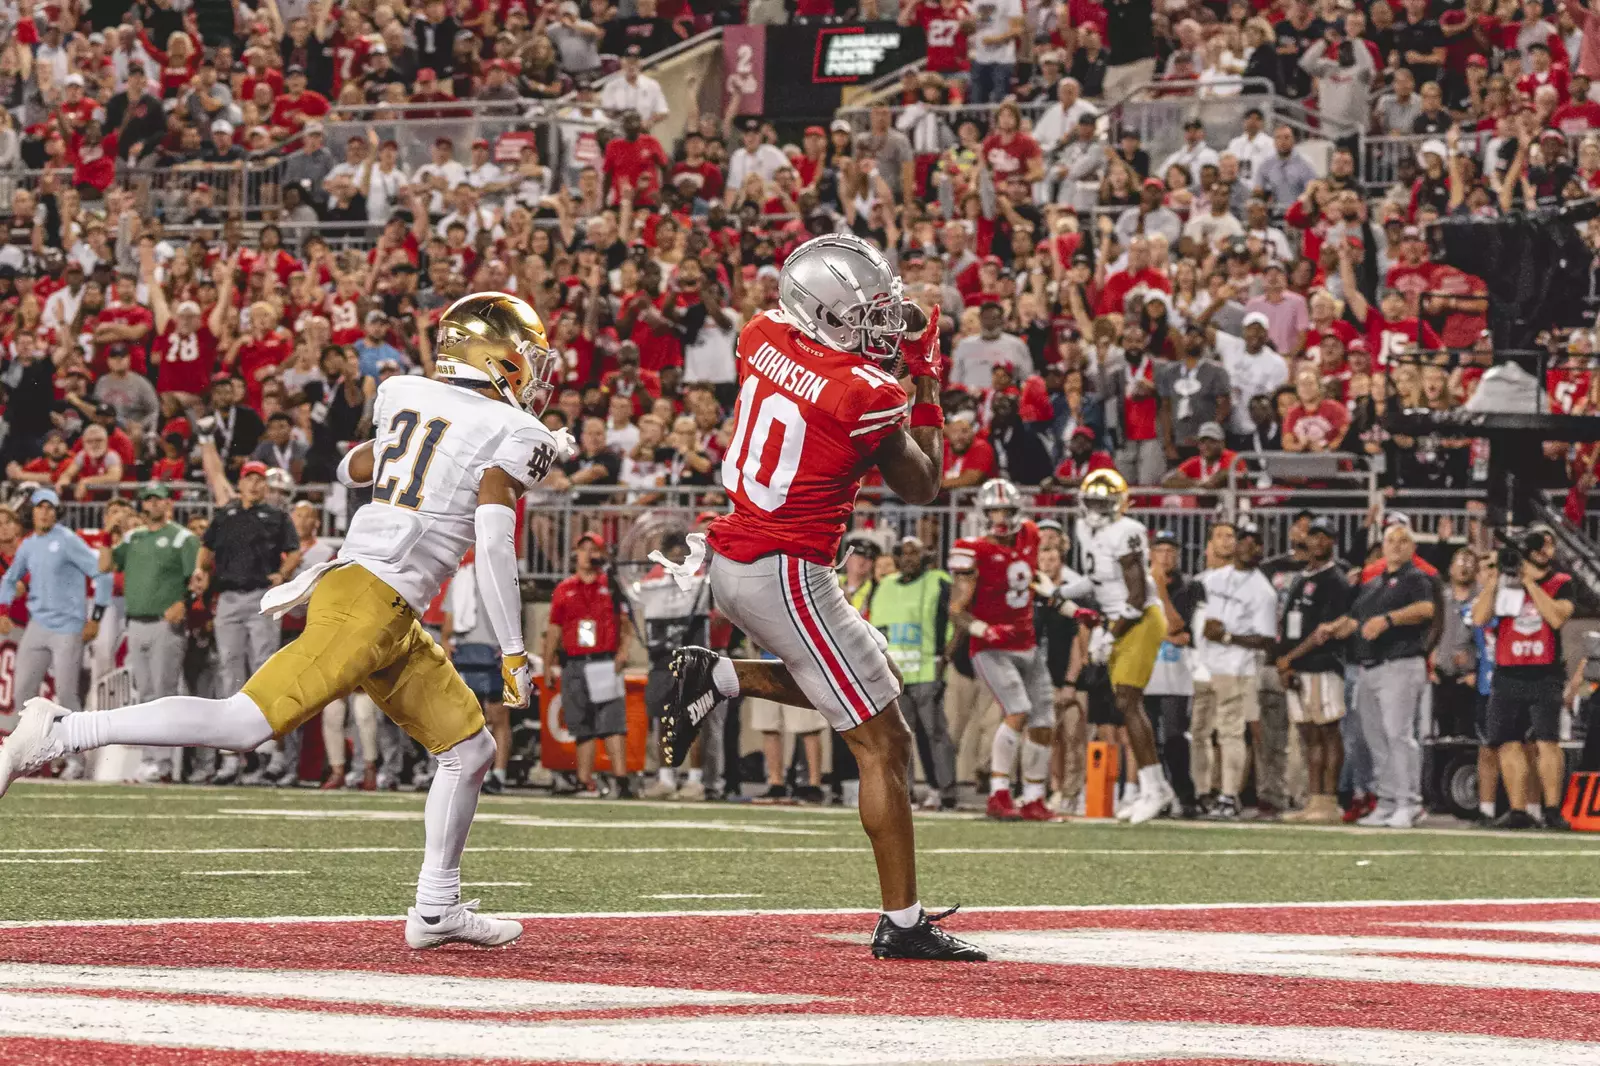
left=2, top=781, right=1599, bottom=921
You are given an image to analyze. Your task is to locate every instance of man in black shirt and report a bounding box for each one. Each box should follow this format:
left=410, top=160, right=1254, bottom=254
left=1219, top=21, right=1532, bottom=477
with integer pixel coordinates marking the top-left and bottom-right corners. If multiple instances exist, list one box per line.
left=1276, top=517, right=1352, bottom=823
left=201, top=120, right=247, bottom=164
left=1314, top=521, right=1436, bottom=828
left=1148, top=529, right=1202, bottom=815
left=193, top=461, right=301, bottom=707
left=551, top=416, right=620, bottom=506
left=1274, top=0, right=1324, bottom=101
left=603, top=0, right=683, bottom=58
left=104, top=68, right=165, bottom=162
left=1471, top=527, right=1576, bottom=829
left=411, top=0, right=460, bottom=80
left=1102, top=0, right=1155, bottom=102
left=1394, top=0, right=1445, bottom=89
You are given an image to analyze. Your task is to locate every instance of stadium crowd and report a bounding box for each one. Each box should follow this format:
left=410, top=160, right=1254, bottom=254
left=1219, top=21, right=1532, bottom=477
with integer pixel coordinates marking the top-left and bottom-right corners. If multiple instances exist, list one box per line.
left=0, top=0, right=1595, bottom=821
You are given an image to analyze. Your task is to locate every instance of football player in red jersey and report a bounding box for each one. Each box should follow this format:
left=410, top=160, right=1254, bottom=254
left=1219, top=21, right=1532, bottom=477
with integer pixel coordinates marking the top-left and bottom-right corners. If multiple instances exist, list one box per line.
left=947, top=479, right=1057, bottom=822
left=655, top=234, right=984, bottom=962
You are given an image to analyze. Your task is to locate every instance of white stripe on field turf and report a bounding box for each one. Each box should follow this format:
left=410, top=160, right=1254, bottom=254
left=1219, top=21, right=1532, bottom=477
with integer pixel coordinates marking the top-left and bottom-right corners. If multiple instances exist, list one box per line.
left=181, top=870, right=307, bottom=877
left=2, top=897, right=1597, bottom=929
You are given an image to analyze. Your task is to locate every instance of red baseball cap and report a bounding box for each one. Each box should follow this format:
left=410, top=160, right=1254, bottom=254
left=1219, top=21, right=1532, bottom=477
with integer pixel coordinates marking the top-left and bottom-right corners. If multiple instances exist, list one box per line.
left=1467, top=54, right=1489, bottom=68
left=575, top=530, right=606, bottom=549
left=240, top=460, right=269, bottom=478
left=417, top=68, right=437, bottom=82
left=1142, top=176, right=1165, bottom=190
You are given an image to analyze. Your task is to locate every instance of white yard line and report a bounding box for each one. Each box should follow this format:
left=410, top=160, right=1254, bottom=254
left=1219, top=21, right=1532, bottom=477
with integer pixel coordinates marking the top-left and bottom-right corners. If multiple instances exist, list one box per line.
left=3, top=897, right=1599, bottom=929
left=641, top=894, right=765, bottom=900
left=181, top=870, right=308, bottom=877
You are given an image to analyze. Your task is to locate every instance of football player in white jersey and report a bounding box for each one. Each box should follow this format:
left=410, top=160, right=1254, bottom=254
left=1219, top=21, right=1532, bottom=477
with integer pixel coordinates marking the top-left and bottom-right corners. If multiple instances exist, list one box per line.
left=0, top=293, right=569, bottom=949
left=1074, top=469, right=1178, bottom=823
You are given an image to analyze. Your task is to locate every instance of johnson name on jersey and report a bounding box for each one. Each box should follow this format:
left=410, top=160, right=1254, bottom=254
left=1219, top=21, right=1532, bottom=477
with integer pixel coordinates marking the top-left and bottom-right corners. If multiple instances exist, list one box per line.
left=340, top=375, right=557, bottom=614
left=708, top=309, right=910, bottom=567
left=948, top=519, right=1040, bottom=653
left=1076, top=515, right=1158, bottom=617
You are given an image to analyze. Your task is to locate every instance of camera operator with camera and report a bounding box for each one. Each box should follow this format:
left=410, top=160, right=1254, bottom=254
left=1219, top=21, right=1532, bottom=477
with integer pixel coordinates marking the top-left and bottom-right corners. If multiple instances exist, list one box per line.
left=1470, top=526, right=1575, bottom=829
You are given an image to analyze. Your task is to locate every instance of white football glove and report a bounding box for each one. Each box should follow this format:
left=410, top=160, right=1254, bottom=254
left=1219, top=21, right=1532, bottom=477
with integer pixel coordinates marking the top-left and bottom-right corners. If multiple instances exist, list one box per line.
left=501, top=652, right=534, bottom=709
left=1088, top=628, right=1114, bottom=665
left=967, top=619, right=991, bottom=639
left=549, top=427, right=577, bottom=462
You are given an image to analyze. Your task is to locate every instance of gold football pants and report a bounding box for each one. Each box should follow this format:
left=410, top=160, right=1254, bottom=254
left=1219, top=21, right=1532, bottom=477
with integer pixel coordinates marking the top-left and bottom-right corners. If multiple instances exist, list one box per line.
left=242, top=564, right=485, bottom=754
left=1109, top=603, right=1166, bottom=691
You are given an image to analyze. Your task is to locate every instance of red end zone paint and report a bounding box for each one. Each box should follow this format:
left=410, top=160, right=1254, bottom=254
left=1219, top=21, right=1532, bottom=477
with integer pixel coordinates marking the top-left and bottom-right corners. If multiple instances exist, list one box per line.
left=1, top=902, right=1599, bottom=1064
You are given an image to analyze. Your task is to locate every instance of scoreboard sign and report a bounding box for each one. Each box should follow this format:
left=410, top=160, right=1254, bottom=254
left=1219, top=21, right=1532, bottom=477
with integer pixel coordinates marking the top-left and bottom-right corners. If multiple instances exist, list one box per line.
left=723, top=22, right=926, bottom=119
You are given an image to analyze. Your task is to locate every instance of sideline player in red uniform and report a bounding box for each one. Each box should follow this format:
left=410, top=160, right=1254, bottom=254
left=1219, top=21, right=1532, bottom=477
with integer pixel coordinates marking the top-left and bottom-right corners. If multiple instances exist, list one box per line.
left=948, top=479, right=1057, bottom=822
left=653, top=234, right=984, bottom=962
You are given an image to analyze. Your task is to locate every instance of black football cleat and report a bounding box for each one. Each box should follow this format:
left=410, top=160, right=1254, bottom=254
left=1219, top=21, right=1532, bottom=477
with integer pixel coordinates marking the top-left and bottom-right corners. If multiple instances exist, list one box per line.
left=871, top=906, right=988, bottom=962
left=663, top=646, right=722, bottom=769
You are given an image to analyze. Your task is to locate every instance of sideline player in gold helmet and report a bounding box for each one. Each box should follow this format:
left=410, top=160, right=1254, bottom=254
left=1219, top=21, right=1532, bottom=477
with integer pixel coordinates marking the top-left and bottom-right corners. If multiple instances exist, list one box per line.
left=1074, top=467, right=1177, bottom=823
left=0, top=291, right=572, bottom=950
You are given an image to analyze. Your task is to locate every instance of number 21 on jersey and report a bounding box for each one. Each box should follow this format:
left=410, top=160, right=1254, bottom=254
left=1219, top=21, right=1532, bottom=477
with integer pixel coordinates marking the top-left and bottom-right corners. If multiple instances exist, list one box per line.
left=722, top=376, right=807, bottom=512
left=373, top=409, right=450, bottom=510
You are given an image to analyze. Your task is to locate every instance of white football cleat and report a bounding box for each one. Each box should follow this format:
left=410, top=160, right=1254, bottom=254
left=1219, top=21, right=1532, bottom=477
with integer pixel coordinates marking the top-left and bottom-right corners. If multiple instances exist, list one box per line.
left=1123, top=779, right=1176, bottom=825
left=0, top=698, right=71, bottom=798
left=1114, top=786, right=1141, bottom=821
left=405, top=900, right=523, bottom=949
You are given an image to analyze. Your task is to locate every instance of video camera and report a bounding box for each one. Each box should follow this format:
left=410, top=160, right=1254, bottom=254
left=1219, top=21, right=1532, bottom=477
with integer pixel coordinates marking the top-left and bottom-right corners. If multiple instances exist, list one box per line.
left=1493, top=527, right=1551, bottom=574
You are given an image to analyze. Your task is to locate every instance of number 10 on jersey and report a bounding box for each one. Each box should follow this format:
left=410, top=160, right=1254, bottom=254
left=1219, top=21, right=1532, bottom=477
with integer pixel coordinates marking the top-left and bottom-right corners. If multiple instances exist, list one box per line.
left=722, top=376, right=808, bottom=512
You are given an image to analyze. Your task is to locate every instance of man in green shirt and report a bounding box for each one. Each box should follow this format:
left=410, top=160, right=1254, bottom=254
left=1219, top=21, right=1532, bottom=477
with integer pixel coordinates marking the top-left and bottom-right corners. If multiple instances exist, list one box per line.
left=870, top=536, right=955, bottom=810
left=100, top=485, right=200, bottom=783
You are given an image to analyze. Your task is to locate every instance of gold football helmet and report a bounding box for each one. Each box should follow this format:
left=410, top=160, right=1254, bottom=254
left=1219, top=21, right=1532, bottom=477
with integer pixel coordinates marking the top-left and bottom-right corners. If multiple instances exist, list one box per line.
left=1080, top=468, right=1130, bottom=530
left=434, top=292, right=558, bottom=414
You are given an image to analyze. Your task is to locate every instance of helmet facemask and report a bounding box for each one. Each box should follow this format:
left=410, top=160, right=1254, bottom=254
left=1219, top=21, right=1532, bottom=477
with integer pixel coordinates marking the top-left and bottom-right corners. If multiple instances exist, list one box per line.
left=1081, top=493, right=1120, bottom=530
left=838, top=283, right=907, bottom=364
left=986, top=507, right=1021, bottom=538
left=514, top=341, right=561, bottom=416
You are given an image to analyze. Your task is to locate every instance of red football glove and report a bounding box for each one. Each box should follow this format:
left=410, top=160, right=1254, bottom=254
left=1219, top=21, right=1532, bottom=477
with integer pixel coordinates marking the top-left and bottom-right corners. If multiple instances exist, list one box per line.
left=900, top=302, right=942, bottom=379
left=980, top=622, right=1017, bottom=645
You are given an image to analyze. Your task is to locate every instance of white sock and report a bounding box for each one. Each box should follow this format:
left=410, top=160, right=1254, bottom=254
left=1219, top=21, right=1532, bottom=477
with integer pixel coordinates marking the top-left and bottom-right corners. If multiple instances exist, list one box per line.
left=657, top=766, right=677, bottom=788
left=63, top=692, right=272, bottom=753
left=416, top=729, right=495, bottom=916
left=1020, top=739, right=1050, bottom=803
left=489, top=768, right=506, bottom=784
left=1137, top=763, right=1168, bottom=793
left=883, top=901, right=922, bottom=929
left=686, top=768, right=703, bottom=784
left=1479, top=801, right=1495, bottom=819
left=711, top=657, right=739, bottom=698
left=1528, top=802, right=1544, bottom=819
left=989, top=724, right=1020, bottom=795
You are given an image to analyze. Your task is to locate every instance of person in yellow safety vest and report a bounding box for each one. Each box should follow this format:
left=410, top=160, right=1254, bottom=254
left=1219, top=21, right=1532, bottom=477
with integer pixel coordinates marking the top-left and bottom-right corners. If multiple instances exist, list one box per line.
left=869, top=536, right=956, bottom=810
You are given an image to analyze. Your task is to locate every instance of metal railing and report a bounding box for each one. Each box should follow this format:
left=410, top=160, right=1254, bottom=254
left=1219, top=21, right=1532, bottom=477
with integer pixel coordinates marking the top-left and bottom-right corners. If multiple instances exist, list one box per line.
left=36, top=476, right=1600, bottom=586
left=0, top=163, right=285, bottom=222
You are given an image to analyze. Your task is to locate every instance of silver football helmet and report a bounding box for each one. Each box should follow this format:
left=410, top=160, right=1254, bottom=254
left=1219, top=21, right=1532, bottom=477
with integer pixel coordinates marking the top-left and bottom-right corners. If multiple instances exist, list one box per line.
left=778, top=233, right=906, bottom=363
left=977, top=478, right=1024, bottom=537
left=264, top=467, right=295, bottom=510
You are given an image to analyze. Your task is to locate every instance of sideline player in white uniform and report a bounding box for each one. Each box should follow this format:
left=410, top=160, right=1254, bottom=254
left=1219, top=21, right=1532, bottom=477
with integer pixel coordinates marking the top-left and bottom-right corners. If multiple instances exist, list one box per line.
left=1075, top=469, right=1178, bottom=823
left=0, top=293, right=569, bottom=949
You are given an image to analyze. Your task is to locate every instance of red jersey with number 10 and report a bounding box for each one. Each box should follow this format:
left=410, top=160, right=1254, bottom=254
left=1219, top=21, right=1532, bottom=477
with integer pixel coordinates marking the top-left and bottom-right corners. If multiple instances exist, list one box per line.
left=706, top=310, right=909, bottom=567
left=948, top=520, right=1040, bottom=653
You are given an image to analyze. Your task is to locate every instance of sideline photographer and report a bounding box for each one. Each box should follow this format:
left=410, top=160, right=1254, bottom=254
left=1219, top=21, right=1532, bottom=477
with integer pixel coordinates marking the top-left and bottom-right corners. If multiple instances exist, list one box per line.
left=1471, top=526, right=1575, bottom=830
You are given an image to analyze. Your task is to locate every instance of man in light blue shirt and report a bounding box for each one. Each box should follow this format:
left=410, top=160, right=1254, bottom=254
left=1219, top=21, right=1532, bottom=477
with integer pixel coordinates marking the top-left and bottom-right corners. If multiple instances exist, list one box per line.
left=0, top=488, right=113, bottom=717
left=351, top=311, right=408, bottom=378
left=1253, top=124, right=1317, bottom=210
